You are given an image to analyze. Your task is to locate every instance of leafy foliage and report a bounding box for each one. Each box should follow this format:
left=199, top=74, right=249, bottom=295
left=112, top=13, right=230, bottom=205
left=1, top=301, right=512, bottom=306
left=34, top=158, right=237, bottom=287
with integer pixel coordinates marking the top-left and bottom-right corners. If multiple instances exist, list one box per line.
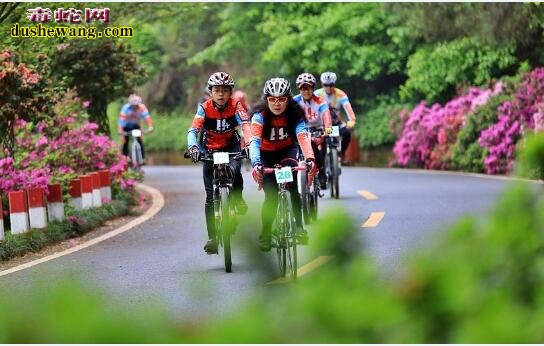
left=400, top=37, right=517, bottom=103
left=51, top=39, right=145, bottom=134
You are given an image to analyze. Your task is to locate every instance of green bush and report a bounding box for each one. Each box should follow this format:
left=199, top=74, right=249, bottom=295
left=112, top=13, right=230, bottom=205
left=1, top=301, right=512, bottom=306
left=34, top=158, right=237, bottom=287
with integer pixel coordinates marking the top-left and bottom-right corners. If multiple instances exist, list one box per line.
left=356, top=94, right=412, bottom=149
left=400, top=37, right=518, bottom=104
left=108, top=101, right=193, bottom=152
left=515, top=132, right=544, bottom=180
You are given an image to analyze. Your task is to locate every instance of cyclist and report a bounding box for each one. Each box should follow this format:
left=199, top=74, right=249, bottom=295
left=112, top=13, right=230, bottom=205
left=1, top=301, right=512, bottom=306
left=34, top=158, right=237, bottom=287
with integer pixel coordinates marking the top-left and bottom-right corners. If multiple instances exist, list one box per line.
left=294, top=72, right=333, bottom=190
left=187, top=72, right=251, bottom=255
left=314, top=72, right=357, bottom=159
left=232, top=90, right=251, bottom=113
left=249, top=77, right=317, bottom=251
left=118, top=94, right=154, bottom=161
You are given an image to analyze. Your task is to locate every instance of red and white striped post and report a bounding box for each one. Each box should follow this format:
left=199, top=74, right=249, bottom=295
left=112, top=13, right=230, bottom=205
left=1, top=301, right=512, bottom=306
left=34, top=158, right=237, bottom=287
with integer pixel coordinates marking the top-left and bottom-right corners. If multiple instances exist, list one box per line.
left=90, top=172, right=102, bottom=207
left=69, top=179, right=83, bottom=210
left=28, top=187, right=47, bottom=229
left=9, top=190, right=29, bottom=234
left=99, top=170, right=111, bottom=202
left=47, top=183, right=64, bottom=222
left=0, top=200, right=4, bottom=241
left=80, top=175, right=93, bottom=209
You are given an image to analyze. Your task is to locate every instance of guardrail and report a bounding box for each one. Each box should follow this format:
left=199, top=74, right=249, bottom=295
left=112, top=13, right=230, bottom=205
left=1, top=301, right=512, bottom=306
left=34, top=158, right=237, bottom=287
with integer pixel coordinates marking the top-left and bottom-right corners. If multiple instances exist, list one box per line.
left=0, top=169, right=112, bottom=239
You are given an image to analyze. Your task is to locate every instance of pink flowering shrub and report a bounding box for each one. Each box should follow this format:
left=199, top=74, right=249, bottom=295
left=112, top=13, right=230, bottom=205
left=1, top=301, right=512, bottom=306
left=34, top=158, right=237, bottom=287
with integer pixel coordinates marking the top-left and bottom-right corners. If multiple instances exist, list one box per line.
left=479, top=68, right=544, bottom=174
left=0, top=95, right=136, bottom=197
left=393, top=85, right=501, bottom=169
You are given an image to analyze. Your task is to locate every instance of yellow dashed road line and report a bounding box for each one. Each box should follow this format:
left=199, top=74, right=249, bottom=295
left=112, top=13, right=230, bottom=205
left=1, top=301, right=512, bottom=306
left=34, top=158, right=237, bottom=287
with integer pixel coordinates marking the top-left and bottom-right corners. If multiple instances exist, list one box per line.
left=357, top=190, right=378, bottom=200
left=361, top=212, right=385, bottom=228
left=267, top=255, right=335, bottom=284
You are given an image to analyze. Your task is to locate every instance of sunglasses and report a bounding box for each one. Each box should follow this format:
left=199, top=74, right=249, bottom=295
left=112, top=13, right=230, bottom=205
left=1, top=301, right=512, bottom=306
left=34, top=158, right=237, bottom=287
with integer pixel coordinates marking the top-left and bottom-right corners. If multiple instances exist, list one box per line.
left=267, top=96, right=288, bottom=104
left=323, top=84, right=335, bottom=87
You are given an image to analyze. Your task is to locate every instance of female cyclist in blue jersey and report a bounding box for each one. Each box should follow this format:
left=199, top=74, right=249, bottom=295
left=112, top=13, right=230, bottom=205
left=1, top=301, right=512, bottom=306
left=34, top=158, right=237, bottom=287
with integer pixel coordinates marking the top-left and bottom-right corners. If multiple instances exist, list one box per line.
left=249, top=78, right=317, bottom=251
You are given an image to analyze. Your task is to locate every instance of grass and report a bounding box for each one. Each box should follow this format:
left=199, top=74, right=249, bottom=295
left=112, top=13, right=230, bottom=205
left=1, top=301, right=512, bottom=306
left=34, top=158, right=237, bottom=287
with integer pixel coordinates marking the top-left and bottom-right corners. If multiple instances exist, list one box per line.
left=0, top=199, right=130, bottom=261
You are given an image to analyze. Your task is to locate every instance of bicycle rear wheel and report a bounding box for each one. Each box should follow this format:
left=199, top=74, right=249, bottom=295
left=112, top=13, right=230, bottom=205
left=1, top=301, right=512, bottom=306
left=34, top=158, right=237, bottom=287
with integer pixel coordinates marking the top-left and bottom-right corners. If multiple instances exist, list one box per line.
left=330, top=148, right=340, bottom=199
left=310, top=179, right=318, bottom=221
left=219, top=187, right=232, bottom=273
left=132, top=141, right=143, bottom=168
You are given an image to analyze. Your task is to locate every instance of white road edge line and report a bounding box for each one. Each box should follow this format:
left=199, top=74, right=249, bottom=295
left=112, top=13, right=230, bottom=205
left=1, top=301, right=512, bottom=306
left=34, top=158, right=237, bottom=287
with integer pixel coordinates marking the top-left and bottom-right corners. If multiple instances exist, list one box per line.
left=0, top=183, right=165, bottom=278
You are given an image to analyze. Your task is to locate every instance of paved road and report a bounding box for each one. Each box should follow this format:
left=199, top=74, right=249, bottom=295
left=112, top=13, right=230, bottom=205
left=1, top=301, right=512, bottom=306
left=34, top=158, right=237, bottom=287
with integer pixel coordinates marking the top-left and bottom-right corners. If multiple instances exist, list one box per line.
left=0, top=166, right=521, bottom=317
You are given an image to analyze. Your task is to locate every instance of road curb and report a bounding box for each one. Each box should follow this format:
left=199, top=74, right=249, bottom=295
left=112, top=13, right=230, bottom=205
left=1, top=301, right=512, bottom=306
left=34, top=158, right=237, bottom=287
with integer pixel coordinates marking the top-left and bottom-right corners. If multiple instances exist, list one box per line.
left=0, top=183, right=165, bottom=278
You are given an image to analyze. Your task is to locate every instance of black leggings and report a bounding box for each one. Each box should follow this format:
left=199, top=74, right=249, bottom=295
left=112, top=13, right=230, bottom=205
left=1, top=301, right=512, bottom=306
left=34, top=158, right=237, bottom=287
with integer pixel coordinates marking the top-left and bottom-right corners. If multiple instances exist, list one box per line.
left=203, top=141, right=243, bottom=240
left=261, top=146, right=303, bottom=236
left=122, top=124, right=145, bottom=159
left=339, top=126, right=351, bottom=157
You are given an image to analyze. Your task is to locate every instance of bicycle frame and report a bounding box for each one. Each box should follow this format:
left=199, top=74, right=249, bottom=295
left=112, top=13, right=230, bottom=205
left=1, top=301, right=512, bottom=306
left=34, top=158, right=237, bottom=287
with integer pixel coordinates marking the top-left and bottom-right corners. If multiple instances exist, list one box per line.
left=262, top=164, right=307, bottom=281
left=193, top=151, right=245, bottom=273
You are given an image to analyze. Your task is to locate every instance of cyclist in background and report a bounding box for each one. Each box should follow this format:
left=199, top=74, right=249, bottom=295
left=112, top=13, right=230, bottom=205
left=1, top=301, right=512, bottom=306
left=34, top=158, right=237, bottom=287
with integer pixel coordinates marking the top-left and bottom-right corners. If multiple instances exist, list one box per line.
left=118, top=94, right=154, bottom=161
left=233, top=90, right=251, bottom=113
left=187, top=72, right=251, bottom=255
left=294, top=72, right=333, bottom=190
left=314, top=72, right=357, bottom=160
left=249, top=77, right=317, bottom=251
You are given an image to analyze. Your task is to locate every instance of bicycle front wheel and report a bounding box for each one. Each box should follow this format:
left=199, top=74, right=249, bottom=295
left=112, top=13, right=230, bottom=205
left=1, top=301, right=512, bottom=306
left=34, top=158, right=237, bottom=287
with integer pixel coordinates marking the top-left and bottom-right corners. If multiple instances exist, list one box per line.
left=283, top=191, right=298, bottom=282
left=219, top=187, right=232, bottom=273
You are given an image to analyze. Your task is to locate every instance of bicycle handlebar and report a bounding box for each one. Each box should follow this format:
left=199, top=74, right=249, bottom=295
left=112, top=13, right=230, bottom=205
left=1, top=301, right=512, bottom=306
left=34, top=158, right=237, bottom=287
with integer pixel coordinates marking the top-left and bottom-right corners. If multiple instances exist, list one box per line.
left=262, top=164, right=308, bottom=175
left=183, top=151, right=247, bottom=163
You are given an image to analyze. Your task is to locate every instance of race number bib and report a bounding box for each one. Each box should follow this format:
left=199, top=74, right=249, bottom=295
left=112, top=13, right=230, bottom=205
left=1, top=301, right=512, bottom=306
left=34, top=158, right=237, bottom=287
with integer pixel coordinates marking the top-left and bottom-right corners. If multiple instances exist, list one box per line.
left=213, top=152, right=229, bottom=165
left=330, top=126, right=340, bottom=137
left=274, top=167, right=293, bottom=184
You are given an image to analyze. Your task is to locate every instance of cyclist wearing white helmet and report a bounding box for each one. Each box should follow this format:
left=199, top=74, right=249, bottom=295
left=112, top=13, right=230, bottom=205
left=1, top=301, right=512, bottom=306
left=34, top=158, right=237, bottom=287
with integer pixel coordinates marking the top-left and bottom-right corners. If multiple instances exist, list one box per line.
left=118, top=94, right=154, bottom=161
left=294, top=72, right=333, bottom=190
left=249, top=77, right=317, bottom=251
left=315, top=71, right=357, bottom=159
left=187, top=72, right=252, bottom=255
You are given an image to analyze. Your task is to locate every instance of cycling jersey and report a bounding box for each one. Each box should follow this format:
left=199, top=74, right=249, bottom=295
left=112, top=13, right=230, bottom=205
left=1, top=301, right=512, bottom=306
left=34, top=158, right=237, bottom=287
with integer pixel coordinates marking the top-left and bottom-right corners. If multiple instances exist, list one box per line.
left=293, top=94, right=332, bottom=129
left=119, top=103, right=152, bottom=127
left=187, top=98, right=251, bottom=150
left=314, top=87, right=356, bottom=124
left=249, top=110, right=314, bottom=166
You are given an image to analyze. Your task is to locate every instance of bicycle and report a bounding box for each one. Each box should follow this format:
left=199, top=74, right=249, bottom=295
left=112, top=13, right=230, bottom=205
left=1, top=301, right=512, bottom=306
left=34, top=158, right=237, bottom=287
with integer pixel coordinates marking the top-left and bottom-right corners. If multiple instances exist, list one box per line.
left=122, top=128, right=152, bottom=170
left=185, top=150, right=246, bottom=273
left=298, top=129, right=323, bottom=224
left=262, top=163, right=309, bottom=281
left=325, top=125, right=342, bottom=199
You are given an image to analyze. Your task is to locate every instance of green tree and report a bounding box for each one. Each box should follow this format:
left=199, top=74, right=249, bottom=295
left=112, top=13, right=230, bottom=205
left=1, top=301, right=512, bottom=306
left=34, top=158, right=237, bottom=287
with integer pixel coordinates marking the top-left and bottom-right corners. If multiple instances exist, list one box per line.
left=399, top=37, right=517, bottom=103
left=50, top=39, right=145, bottom=134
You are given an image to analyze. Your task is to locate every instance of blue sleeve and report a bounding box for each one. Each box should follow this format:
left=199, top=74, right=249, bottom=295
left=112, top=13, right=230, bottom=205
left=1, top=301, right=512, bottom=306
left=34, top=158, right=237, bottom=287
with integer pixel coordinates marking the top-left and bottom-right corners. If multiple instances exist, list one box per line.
left=249, top=112, right=263, bottom=166
left=293, top=94, right=302, bottom=103
left=187, top=105, right=205, bottom=148
left=339, top=96, right=350, bottom=106
left=295, top=118, right=307, bottom=135
left=318, top=103, right=328, bottom=115
left=118, top=104, right=130, bottom=127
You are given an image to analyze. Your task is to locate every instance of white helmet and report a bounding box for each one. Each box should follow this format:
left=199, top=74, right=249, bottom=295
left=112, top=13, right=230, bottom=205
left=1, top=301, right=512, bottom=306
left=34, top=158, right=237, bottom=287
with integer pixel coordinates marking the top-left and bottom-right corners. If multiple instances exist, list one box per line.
left=128, top=94, right=142, bottom=106
left=296, top=73, right=317, bottom=88
left=263, top=77, right=291, bottom=97
left=320, top=71, right=337, bottom=85
left=207, top=72, right=235, bottom=90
